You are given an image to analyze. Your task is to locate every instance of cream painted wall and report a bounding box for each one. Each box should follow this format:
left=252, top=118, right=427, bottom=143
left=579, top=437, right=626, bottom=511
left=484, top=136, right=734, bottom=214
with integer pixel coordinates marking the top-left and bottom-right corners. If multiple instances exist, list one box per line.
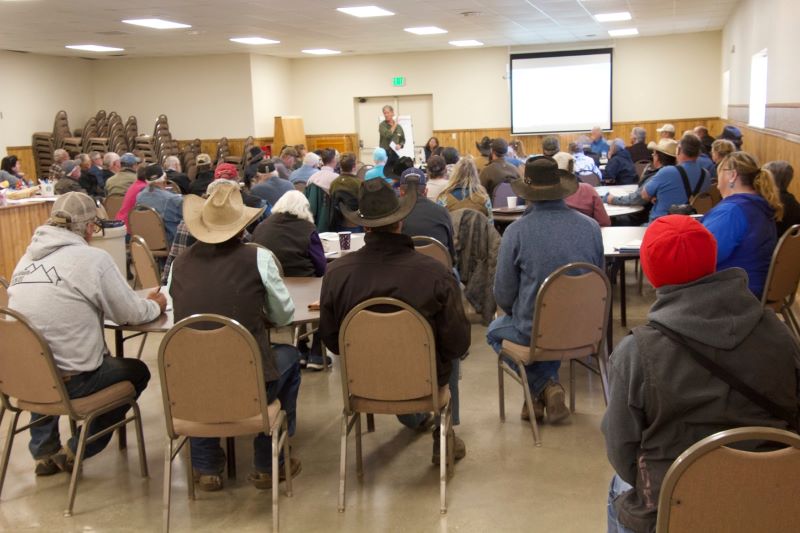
left=250, top=54, right=292, bottom=138
left=0, top=51, right=94, bottom=155
left=90, top=54, right=256, bottom=140
left=722, top=0, right=799, bottom=105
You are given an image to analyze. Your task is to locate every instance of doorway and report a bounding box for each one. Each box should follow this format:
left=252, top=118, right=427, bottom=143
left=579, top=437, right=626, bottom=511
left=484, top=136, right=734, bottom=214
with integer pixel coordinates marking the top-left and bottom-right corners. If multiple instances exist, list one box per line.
left=354, top=95, right=433, bottom=164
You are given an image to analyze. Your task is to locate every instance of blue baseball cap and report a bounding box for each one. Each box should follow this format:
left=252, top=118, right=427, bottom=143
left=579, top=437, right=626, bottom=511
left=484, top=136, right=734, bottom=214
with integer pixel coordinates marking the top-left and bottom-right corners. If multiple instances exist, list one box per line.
left=120, top=152, right=140, bottom=167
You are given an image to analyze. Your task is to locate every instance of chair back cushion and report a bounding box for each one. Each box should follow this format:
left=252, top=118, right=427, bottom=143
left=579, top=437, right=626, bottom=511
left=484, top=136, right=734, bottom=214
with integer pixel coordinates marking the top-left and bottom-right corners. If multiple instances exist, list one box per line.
left=412, top=236, right=452, bottom=270
left=130, top=236, right=161, bottom=289
left=103, top=194, right=125, bottom=219
left=129, top=207, right=168, bottom=252
left=762, top=225, right=800, bottom=310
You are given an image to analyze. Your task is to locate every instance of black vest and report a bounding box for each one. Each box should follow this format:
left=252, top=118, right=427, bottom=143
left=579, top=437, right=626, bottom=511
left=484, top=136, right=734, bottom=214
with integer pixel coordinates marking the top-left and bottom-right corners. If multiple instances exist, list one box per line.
left=252, top=213, right=316, bottom=277
left=170, top=240, right=278, bottom=381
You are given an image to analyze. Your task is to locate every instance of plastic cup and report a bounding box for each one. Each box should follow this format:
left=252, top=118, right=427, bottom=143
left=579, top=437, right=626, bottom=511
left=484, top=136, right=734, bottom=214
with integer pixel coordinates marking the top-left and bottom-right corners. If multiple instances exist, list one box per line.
left=507, top=196, right=518, bottom=208
left=338, top=231, right=352, bottom=251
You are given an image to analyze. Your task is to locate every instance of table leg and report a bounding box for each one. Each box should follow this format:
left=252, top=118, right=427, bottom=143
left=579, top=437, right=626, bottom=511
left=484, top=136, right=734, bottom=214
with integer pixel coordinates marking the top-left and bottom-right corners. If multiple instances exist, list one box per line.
left=226, top=437, right=236, bottom=480
left=607, top=287, right=615, bottom=354
left=114, top=330, right=127, bottom=450
left=619, top=259, right=628, bottom=328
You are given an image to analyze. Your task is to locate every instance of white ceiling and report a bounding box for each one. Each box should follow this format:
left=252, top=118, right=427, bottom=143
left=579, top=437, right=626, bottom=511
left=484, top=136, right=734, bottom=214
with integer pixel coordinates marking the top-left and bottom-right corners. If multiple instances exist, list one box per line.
left=1, top=0, right=739, bottom=59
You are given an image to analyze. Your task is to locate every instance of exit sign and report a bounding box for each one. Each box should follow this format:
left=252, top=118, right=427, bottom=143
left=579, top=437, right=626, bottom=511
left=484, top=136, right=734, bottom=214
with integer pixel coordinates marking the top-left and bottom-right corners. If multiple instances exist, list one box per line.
left=392, top=76, right=406, bottom=87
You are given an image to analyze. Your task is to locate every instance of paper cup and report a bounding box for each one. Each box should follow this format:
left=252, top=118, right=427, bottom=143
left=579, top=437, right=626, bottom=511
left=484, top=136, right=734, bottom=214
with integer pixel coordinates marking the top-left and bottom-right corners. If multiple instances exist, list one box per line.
left=338, top=231, right=352, bottom=251
left=507, top=196, right=518, bottom=208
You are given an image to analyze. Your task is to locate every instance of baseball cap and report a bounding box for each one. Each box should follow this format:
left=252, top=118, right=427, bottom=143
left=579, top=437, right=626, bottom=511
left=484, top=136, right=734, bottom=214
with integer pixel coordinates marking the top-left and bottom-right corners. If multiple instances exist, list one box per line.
left=640, top=215, right=717, bottom=288
left=542, top=136, right=560, bottom=156
left=61, top=161, right=79, bottom=177
left=120, top=153, right=140, bottom=167
left=49, top=191, right=97, bottom=227
left=256, top=160, right=276, bottom=174
left=656, top=124, right=676, bottom=134
left=144, top=164, right=166, bottom=182
left=491, top=138, right=508, bottom=155
left=196, top=153, right=212, bottom=166
left=214, top=162, right=239, bottom=181
left=400, top=167, right=426, bottom=188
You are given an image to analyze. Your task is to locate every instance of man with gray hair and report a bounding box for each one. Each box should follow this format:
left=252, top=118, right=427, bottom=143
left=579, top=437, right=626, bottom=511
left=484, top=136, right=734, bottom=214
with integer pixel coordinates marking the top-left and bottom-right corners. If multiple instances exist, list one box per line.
left=628, top=127, right=651, bottom=163
left=103, top=152, right=120, bottom=184
left=135, top=164, right=184, bottom=245
left=105, top=152, right=140, bottom=196
left=602, top=138, right=638, bottom=185
left=164, top=155, right=190, bottom=194
left=289, top=151, right=321, bottom=185
left=542, top=136, right=574, bottom=172
left=7, top=192, right=165, bottom=476
left=570, top=139, right=602, bottom=182
left=54, top=161, right=85, bottom=195
left=49, top=148, right=71, bottom=180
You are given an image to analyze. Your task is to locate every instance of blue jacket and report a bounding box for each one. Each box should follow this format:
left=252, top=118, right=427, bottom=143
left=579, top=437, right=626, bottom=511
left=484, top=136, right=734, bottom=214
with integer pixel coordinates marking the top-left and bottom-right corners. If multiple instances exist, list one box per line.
left=494, top=200, right=604, bottom=338
left=603, top=148, right=638, bottom=185
left=702, top=193, right=777, bottom=298
left=591, top=138, right=610, bottom=156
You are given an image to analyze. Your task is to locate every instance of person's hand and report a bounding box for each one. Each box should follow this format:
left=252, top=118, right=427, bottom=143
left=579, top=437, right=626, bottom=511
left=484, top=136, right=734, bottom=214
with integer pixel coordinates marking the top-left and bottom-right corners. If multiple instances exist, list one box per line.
left=397, top=144, right=404, bottom=149
left=147, top=290, right=167, bottom=313
left=605, top=194, right=614, bottom=205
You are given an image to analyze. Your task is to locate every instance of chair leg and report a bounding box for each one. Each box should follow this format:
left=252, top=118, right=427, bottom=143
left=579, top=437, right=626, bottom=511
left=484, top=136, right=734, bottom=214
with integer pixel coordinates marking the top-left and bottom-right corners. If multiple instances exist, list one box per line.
left=184, top=438, right=195, bottom=501
left=135, top=333, right=149, bottom=360
left=130, top=402, right=148, bottom=478
left=0, top=411, right=21, bottom=499
left=163, top=438, right=174, bottom=533
left=272, top=424, right=280, bottom=533
left=226, top=437, right=236, bottom=480
left=281, top=415, right=293, bottom=497
left=518, top=368, right=542, bottom=447
left=597, top=351, right=610, bottom=406
left=69, top=419, right=77, bottom=438
left=497, top=355, right=506, bottom=421
left=439, top=407, right=447, bottom=514
left=569, top=360, right=576, bottom=413
left=65, top=412, right=93, bottom=517
left=338, top=413, right=349, bottom=512
left=366, top=413, right=375, bottom=433
left=355, top=414, right=363, bottom=478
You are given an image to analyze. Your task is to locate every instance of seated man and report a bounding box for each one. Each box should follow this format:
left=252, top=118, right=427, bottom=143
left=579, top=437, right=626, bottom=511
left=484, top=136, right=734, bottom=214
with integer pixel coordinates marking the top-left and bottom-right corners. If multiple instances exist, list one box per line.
left=570, top=140, right=603, bottom=182
left=105, top=152, right=140, bottom=197
left=251, top=160, right=294, bottom=206
left=487, top=157, right=604, bottom=423
left=134, top=164, right=184, bottom=245
left=164, top=155, right=191, bottom=194
left=54, top=161, right=85, bottom=195
left=627, top=127, right=651, bottom=164
left=590, top=126, right=610, bottom=156
left=329, top=152, right=361, bottom=232
left=478, top=138, right=519, bottom=201
left=289, top=152, right=321, bottom=185
left=603, top=215, right=800, bottom=533
left=168, top=181, right=301, bottom=491
left=399, top=167, right=457, bottom=262
left=319, top=178, right=470, bottom=462
left=8, top=192, right=165, bottom=475
left=603, top=139, right=638, bottom=185
left=306, top=149, right=340, bottom=194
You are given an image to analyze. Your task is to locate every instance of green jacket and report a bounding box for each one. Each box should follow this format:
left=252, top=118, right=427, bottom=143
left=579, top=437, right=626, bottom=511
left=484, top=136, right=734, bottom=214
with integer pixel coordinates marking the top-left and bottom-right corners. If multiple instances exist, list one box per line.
left=378, top=120, right=405, bottom=151
left=305, top=182, right=332, bottom=233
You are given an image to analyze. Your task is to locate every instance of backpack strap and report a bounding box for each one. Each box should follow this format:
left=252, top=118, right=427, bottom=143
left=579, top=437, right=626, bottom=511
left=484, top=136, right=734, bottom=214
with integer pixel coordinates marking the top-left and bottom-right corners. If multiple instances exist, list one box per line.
left=676, top=165, right=708, bottom=203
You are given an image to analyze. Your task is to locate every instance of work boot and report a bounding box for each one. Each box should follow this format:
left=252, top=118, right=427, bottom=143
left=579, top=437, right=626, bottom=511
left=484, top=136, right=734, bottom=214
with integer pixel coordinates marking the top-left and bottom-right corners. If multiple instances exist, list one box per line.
left=542, top=381, right=569, bottom=424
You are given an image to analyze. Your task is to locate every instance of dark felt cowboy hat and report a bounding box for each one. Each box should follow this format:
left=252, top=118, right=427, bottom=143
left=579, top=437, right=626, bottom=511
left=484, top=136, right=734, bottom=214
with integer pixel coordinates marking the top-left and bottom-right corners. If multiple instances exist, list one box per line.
left=511, top=155, right=578, bottom=201
left=475, top=136, right=492, bottom=157
left=341, top=178, right=417, bottom=227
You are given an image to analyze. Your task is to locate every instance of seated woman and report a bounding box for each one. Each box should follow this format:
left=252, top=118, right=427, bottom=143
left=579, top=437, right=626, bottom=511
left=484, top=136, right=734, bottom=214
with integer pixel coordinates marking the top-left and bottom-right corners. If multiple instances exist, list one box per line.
left=765, top=161, right=800, bottom=237
left=423, top=136, right=439, bottom=161
left=436, top=155, right=493, bottom=223
left=0, top=155, right=29, bottom=188
left=602, top=138, right=638, bottom=185
left=702, top=151, right=783, bottom=298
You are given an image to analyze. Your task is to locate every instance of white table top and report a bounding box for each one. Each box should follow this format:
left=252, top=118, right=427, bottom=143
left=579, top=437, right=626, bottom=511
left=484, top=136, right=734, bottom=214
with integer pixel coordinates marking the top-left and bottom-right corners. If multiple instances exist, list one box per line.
left=604, top=204, right=644, bottom=217
left=601, top=226, right=647, bottom=257
left=595, top=184, right=639, bottom=197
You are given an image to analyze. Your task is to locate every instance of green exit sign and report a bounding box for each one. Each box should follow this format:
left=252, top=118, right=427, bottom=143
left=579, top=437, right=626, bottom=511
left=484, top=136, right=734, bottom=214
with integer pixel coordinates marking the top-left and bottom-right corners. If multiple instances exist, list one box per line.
left=392, top=76, right=406, bottom=87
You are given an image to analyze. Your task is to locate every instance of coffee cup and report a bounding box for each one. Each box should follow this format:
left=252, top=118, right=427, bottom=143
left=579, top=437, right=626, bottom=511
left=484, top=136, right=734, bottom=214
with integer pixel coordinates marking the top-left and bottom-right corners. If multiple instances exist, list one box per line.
left=507, top=196, right=518, bottom=208
left=338, top=231, right=352, bottom=251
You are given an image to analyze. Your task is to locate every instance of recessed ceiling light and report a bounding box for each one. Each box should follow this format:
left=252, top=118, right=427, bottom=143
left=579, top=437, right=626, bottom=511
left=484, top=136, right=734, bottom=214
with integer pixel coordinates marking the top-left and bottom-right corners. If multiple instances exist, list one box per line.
left=230, top=37, right=280, bottom=45
left=302, top=48, right=341, bottom=55
left=337, top=6, right=394, bottom=18
left=594, top=12, right=632, bottom=22
left=449, top=40, right=483, bottom=47
left=65, top=44, right=124, bottom=52
left=608, top=28, right=639, bottom=37
left=404, top=26, right=447, bottom=35
left=122, top=18, right=191, bottom=30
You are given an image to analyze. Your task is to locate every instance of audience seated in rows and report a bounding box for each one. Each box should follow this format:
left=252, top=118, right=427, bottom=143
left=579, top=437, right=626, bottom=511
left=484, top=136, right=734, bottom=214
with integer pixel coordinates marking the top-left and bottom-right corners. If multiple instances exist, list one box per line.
left=319, top=178, right=470, bottom=458
left=105, top=153, right=140, bottom=196
left=189, top=154, right=215, bottom=196
left=306, top=149, right=339, bottom=193
left=642, top=134, right=711, bottom=222
left=603, top=215, right=800, bottom=533
left=602, top=139, right=638, bottom=185
left=8, top=192, right=164, bottom=476
left=167, top=181, right=300, bottom=492
left=766, top=160, right=800, bottom=236
left=436, top=155, right=492, bottom=222
left=54, top=161, right=84, bottom=195
left=135, top=164, right=184, bottom=246
left=627, top=127, right=651, bottom=163
left=398, top=167, right=457, bottom=262
left=479, top=138, right=519, bottom=201
left=289, top=152, right=321, bottom=185
left=702, top=151, right=782, bottom=298
left=487, top=156, right=604, bottom=424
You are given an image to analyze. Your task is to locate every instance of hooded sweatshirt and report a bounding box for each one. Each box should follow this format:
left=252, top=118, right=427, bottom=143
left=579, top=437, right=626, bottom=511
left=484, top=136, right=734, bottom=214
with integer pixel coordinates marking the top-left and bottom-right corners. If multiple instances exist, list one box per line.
left=8, top=225, right=160, bottom=373
left=603, top=147, right=638, bottom=185
left=703, top=193, right=777, bottom=298
left=602, top=268, right=800, bottom=533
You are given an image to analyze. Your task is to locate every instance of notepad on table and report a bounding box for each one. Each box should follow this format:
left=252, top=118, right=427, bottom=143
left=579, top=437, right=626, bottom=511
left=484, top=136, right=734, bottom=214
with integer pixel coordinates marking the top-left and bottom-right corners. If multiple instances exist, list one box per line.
left=615, top=239, right=642, bottom=252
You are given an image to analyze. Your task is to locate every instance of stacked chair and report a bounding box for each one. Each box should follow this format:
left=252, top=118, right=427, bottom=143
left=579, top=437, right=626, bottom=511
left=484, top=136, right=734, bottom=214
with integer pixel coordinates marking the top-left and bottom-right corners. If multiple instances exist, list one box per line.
left=124, top=116, right=139, bottom=152
left=31, top=132, right=55, bottom=181
left=52, top=110, right=72, bottom=151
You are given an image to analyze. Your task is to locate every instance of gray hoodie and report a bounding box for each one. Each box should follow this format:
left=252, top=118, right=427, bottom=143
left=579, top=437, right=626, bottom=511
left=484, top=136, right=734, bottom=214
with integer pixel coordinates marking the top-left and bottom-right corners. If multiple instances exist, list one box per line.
left=8, top=225, right=160, bottom=373
left=602, top=268, right=800, bottom=533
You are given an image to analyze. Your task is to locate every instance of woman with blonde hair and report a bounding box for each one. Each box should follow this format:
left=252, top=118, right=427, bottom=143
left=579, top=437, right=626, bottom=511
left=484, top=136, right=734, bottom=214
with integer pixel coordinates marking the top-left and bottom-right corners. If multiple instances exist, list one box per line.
left=436, top=154, right=493, bottom=222
left=702, top=151, right=783, bottom=298
left=710, top=138, right=736, bottom=164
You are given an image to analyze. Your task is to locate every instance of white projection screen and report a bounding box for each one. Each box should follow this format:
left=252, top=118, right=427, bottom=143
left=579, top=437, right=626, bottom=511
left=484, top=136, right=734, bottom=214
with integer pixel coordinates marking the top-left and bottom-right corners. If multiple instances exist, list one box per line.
left=510, top=49, right=613, bottom=134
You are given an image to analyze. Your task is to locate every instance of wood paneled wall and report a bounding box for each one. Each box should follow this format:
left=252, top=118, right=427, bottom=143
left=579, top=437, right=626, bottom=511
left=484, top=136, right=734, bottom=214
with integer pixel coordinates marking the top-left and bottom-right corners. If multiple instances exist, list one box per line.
left=0, top=202, right=52, bottom=280
left=305, top=134, right=358, bottom=155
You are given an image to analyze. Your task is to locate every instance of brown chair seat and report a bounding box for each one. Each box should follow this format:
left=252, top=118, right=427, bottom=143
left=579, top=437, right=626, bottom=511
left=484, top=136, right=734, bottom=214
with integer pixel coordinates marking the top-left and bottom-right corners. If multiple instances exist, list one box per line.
left=351, top=387, right=450, bottom=415
left=17, top=381, right=135, bottom=417
left=501, top=340, right=595, bottom=364
left=173, top=400, right=281, bottom=438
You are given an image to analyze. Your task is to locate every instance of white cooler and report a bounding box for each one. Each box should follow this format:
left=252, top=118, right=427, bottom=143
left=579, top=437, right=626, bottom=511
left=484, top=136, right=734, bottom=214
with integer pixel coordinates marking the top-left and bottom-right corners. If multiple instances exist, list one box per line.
left=90, top=225, right=127, bottom=276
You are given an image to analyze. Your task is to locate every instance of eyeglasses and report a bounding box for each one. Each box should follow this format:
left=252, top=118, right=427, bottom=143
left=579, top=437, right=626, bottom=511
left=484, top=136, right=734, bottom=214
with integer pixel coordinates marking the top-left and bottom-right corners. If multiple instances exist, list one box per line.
left=91, top=217, right=104, bottom=234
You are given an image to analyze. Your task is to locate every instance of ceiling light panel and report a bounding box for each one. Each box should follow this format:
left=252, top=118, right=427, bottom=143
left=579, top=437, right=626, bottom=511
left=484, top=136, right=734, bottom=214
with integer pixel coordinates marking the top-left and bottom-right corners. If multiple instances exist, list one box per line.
left=608, top=28, right=639, bottom=37
left=302, top=48, right=341, bottom=55
left=230, top=37, right=280, bottom=45
left=404, top=26, right=447, bottom=35
left=449, top=40, right=483, bottom=47
left=594, top=12, right=632, bottom=22
left=337, top=6, right=394, bottom=18
left=65, top=44, right=124, bottom=52
left=122, top=19, right=191, bottom=30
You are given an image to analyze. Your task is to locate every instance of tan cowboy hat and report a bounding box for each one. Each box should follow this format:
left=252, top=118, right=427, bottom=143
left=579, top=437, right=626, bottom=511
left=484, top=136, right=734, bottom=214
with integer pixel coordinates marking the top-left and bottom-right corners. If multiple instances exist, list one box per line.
left=511, top=155, right=578, bottom=201
left=341, top=178, right=417, bottom=228
left=183, top=182, right=263, bottom=243
left=646, top=138, right=678, bottom=158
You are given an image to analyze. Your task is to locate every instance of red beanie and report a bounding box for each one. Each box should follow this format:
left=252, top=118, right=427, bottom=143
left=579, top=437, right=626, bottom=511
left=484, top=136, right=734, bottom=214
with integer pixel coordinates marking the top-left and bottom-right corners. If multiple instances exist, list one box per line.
left=214, top=163, right=239, bottom=181
left=640, top=215, right=717, bottom=288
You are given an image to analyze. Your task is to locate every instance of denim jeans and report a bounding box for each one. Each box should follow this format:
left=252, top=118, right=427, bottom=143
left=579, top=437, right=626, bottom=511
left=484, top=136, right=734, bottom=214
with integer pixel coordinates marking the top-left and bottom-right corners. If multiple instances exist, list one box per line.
left=607, top=475, right=638, bottom=533
left=486, top=314, right=561, bottom=397
left=190, top=344, right=301, bottom=475
left=396, top=358, right=461, bottom=429
left=29, top=356, right=151, bottom=460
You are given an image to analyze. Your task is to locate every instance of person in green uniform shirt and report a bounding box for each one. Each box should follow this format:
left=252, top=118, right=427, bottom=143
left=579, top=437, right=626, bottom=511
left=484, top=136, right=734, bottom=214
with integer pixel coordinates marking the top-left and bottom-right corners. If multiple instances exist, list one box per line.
left=378, top=105, right=405, bottom=154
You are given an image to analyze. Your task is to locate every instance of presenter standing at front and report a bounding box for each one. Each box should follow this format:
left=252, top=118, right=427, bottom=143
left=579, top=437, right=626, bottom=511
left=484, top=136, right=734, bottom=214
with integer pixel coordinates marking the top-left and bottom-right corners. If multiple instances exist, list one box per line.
left=379, top=105, right=405, bottom=167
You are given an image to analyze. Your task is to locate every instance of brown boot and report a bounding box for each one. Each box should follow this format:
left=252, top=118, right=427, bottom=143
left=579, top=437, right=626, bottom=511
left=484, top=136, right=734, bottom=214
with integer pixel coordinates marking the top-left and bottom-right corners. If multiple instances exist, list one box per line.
left=520, top=399, right=544, bottom=422
left=542, top=381, right=569, bottom=424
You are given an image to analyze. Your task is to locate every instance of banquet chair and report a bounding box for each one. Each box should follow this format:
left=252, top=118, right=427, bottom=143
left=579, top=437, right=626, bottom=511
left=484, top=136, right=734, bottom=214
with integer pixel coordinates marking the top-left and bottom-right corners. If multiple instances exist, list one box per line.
left=102, top=194, right=125, bottom=220
left=129, top=206, right=169, bottom=258
left=761, top=224, right=800, bottom=339
left=412, top=235, right=452, bottom=270
left=656, top=426, right=800, bottom=533
left=498, top=262, right=610, bottom=446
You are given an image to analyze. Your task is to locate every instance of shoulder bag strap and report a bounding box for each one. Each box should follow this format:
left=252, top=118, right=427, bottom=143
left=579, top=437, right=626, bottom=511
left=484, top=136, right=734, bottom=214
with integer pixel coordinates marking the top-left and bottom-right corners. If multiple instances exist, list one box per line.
left=675, top=165, right=693, bottom=203
left=648, top=321, right=798, bottom=431
left=692, top=168, right=708, bottom=198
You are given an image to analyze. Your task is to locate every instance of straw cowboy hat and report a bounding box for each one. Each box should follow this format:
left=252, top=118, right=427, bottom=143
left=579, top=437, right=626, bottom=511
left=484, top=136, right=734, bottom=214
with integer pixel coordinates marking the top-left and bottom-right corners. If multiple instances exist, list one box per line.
left=511, top=155, right=578, bottom=201
left=182, top=182, right=263, bottom=243
left=341, top=178, right=417, bottom=228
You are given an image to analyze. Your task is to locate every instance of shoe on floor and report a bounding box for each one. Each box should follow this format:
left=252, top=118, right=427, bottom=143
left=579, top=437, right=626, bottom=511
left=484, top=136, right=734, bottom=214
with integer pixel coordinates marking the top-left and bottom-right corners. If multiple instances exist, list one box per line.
left=36, top=446, right=75, bottom=476
left=248, top=457, right=302, bottom=490
left=520, top=398, right=544, bottom=422
left=432, top=429, right=466, bottom=464
left=414, top=413, right=435, bottom=433
left=306, top=354, right=332, bottom=370
left=35, top=456, right=62, bottom=476
left=192, top=469, right=224, bottom=492
left=542, top=381, right=570, bottom=424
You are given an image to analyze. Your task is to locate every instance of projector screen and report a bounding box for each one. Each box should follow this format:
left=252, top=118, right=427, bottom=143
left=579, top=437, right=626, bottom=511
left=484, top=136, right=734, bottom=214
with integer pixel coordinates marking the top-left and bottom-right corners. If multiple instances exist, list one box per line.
left=510, top=49, right=612, bottom=134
